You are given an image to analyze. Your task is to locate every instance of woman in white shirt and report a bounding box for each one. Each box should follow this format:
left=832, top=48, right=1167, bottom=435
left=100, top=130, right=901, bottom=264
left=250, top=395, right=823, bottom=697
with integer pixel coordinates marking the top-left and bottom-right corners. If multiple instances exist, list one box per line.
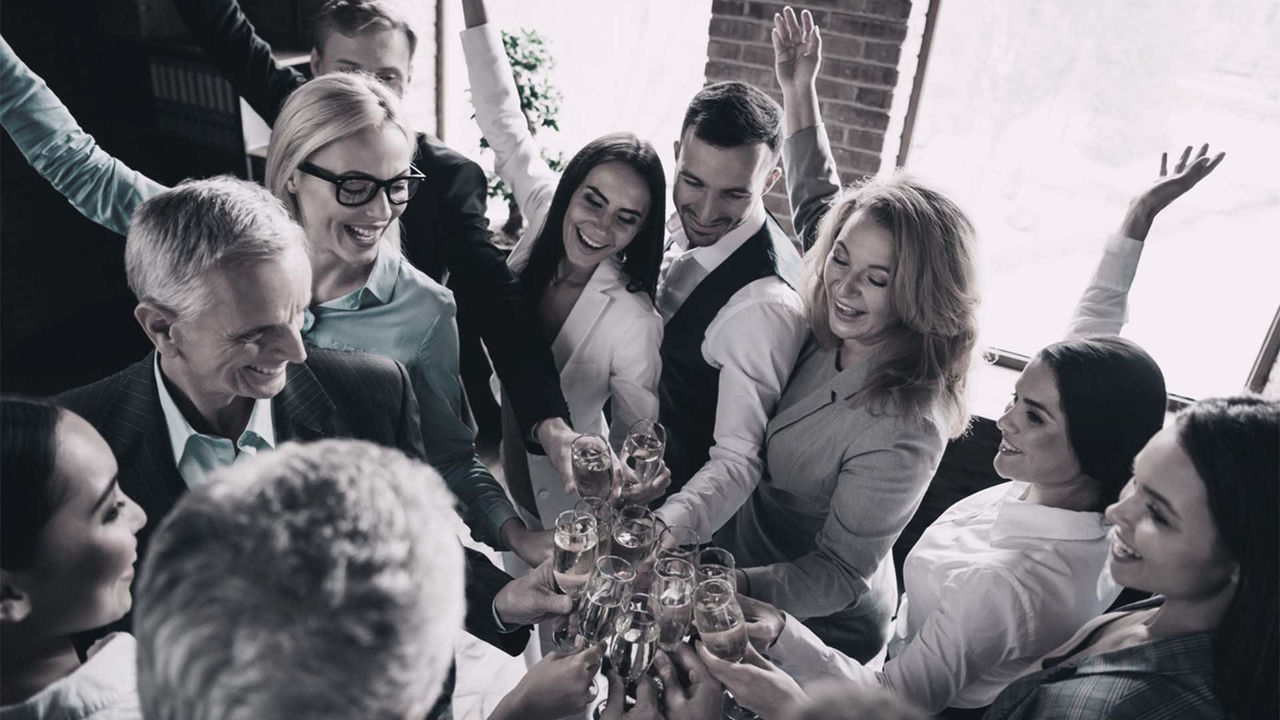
left=461, top=0, right=668, bottom=527
left=694, top=8, right=1225, bottom=717
left=0, top=397, right=147, bottom=719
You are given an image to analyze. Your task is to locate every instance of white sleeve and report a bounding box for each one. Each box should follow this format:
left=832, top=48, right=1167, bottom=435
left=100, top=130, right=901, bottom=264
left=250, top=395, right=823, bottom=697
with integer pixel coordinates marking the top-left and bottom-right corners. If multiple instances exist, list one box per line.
left=607, top=309, right=663, bottom=450
left=1064, top=234, right=1145, bottom=340
left=655, top=282, right=808, bottom=540
left=459, top=24, right=556, bottom=230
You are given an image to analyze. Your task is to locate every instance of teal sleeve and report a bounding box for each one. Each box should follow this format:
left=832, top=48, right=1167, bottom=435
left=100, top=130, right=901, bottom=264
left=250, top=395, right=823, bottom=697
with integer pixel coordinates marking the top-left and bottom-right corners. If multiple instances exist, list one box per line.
left=0, top=35, right=168, bottom=237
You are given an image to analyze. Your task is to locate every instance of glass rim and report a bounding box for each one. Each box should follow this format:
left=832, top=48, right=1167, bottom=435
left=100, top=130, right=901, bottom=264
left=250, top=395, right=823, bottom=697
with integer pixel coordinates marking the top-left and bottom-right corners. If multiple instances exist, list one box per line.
left=555, top=508, right=597, bottom=531
left=697, top=546, right=735, bottom=568
left=655, top=556, right=697, bottom=579
left=594, top=554, right=636, bottom=581
left=626, top=417, right=667, bottom=439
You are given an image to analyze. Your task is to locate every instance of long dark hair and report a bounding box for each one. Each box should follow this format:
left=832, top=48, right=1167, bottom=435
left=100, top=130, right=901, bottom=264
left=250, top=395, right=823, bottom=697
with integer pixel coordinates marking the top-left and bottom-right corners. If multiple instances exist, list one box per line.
left=520, top=132, right=665, bottom=300
left=1038, top=335, right=1167, bottom=509
left=1, top=396, right=66, bottom=570
left=1176, top=395, right=1278, bottom=719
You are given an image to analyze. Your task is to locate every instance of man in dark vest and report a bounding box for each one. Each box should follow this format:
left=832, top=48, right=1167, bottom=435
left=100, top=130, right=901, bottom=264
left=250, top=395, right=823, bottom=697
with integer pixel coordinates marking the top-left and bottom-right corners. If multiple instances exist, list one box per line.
left=652, top=82, right=807, bottom=544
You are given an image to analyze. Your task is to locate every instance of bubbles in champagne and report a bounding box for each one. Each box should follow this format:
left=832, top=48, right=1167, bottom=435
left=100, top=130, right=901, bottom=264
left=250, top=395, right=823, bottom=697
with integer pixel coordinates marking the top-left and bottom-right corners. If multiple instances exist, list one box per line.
left=573, top=445, right=612, bottom=499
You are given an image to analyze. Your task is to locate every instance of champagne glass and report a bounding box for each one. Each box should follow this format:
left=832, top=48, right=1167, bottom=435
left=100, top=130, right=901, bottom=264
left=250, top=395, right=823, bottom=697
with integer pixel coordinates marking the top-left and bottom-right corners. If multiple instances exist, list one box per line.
left=652, top=557, right=696, bottom=652
left=697, top=546, right=737, bottom=589
left=572, top=433, right=614, bottom=500
left=575, top=497, right=615, bottom=556
left=578, top=556, right=635, bottom=646
left=553, top=510, right=599, bottom=598
left=612, top=505, right=660, bottom=587
left=693, top=578, right=747, bottom=662
left=657, top=524, right=700, bottom=563
left=609, top=593, right=660, bottom=686
left=621, top=418, right=666, bottom=495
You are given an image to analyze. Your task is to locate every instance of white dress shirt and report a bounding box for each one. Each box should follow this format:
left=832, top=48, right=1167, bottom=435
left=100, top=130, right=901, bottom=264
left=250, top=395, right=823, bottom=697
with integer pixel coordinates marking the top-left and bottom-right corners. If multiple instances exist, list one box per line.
left=1065, top=233, right=1144, bottom=340
left=654, top=209, right=808, bottom=541
left=0, top=634, right=141, bottom=720
left=768, top=481, right=1120, bottom=712
left=154, top=356, right=275, bottom=488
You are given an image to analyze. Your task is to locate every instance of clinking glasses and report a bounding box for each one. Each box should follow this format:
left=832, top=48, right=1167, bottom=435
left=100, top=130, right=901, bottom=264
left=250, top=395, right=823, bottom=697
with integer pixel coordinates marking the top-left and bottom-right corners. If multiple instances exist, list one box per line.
left=298, top=162, right=425, bottom=207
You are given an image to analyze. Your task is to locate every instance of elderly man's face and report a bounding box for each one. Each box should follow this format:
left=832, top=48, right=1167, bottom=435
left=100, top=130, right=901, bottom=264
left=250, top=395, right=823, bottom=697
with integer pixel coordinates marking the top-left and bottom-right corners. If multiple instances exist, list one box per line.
left=165, top=246, right=312, bottom=408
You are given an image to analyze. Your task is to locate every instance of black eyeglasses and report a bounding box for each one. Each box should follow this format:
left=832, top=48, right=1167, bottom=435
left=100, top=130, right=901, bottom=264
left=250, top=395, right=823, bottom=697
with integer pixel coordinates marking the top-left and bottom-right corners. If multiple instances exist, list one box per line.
left=298, top=162, right=425, bottom=207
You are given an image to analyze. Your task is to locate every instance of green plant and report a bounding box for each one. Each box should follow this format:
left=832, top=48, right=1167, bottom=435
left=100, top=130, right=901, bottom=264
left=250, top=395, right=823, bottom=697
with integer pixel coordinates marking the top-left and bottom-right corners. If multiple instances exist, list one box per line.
left=478, top=28, right=566, bottom=237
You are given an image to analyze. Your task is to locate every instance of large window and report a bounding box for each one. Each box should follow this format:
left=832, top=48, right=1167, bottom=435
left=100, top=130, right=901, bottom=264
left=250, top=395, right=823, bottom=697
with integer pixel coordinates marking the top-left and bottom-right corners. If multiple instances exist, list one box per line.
left=903, top=0, right=1280, bottom=399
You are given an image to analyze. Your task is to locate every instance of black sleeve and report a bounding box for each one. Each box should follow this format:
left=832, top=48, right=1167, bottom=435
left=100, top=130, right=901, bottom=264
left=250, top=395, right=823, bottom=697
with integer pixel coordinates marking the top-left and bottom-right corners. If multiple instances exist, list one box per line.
left=430, top=153, right=571, bottom=448
left=462, top=547, right=530, bottom=656
left=169, top=0, right=304, bottom=125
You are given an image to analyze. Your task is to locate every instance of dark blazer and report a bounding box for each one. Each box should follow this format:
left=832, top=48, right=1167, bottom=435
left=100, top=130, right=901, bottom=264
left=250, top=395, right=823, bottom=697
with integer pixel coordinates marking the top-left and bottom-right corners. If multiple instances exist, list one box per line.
left=57, top=348, right=529, bottom=658
left=168, top=0, right=570, bottom=441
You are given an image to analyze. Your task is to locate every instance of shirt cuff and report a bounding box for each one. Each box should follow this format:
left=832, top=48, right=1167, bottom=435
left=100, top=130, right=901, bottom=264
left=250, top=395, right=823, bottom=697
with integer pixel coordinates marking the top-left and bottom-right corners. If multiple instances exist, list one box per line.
left=491, top=598, right=523, bottom=634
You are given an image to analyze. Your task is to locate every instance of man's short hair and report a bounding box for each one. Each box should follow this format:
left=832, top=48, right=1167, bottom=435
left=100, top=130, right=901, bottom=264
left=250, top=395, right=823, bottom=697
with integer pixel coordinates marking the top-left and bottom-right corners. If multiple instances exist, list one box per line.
left=124, top=176, right=305, bottom=320
left=134, top=439, right=466, bottom=720
left=680, top=81, right=783, bottom=153
left=313, top=0, right=418, bottom=58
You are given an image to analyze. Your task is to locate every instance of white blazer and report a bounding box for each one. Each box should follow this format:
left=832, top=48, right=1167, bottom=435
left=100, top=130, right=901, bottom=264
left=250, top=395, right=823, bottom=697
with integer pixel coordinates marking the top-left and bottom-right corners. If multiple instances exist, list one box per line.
left=463, top=24, right=662, bottom=524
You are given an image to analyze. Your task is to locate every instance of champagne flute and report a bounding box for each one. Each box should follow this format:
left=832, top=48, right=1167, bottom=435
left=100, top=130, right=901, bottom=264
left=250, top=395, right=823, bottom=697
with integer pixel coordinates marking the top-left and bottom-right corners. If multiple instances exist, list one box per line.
left=609, top=593, right=660, bottom=686
left=697, top=546, right=737, bottom=589
left=612, top=505, right=659, bottom=588
left=652, top=557, right=696, bottom=652
left=575, top=497, right=615, bottom=556
left=552, top=510, right=599, bottom=598
left=693, top=577, right=748, bottom=662
left=621, top=418, right=666, bottom=495
left=578, top=556, right=635, bottom=646
left=572, top=433, right=614, bottom=500
left=657, top=524, right=700, bottom=564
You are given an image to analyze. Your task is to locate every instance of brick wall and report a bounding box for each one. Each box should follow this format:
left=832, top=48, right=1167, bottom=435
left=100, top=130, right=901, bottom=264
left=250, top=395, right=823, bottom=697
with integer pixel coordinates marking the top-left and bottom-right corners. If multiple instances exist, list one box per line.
left=703, top=0, right=912, bottom=238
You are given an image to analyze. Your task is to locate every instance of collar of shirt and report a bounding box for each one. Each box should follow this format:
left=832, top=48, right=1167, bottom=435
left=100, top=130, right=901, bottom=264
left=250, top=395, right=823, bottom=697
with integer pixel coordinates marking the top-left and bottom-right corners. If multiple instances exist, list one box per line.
left=303, top=247, right=401, bottom=332
left=990, top=481, right=1109, bottom=544
left=153, top=354, right=276, bottom=473
left=663, top=203, right=769, bottom=273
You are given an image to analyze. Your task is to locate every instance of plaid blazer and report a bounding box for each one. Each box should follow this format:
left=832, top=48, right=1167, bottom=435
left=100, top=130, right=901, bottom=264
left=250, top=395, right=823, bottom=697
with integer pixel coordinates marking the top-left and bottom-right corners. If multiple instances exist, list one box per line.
left=58, top=348, right=528, bottom=657
left=984, top=600, right=1224, bottom=720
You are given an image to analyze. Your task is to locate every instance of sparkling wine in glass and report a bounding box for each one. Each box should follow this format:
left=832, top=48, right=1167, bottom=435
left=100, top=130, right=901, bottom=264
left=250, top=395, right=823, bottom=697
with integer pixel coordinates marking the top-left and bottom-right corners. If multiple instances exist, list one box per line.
left=653, top=557, right=696, bottom=652
left=657, top=524, right=700, bottom=564
left=572, top=434, right=614, bottom=500
left=622, top=419, right=666, bottom=494
left=575, top=497, right=615, bottom=556
left=697, top=546, right=737, bottom=590
left=577, top=556, right=635, bottom=645
left=553, top=510, right=599, bottom=598
left=610, top=593, right=660, bottom=684
left=694, top=578, right=747, bottom=662
left=612, top=505, right=659, bottom=570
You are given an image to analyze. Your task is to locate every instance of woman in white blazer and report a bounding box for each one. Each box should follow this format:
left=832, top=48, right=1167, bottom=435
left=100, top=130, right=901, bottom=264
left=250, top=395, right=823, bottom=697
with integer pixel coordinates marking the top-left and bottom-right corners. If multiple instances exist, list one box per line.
left=461, top=3, right=667, bottom=529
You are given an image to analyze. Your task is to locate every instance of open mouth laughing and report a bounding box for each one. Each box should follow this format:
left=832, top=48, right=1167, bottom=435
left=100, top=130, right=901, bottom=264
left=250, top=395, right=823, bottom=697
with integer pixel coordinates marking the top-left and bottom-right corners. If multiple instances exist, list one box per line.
left=575, top=226, right=609, bottom=252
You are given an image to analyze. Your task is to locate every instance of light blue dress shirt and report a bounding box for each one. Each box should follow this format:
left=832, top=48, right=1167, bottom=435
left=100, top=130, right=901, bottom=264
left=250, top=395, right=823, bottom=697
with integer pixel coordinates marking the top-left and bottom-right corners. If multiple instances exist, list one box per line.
left=153, top=355, right=275, bottom=488
left=302, top=247, right=518, bottom=545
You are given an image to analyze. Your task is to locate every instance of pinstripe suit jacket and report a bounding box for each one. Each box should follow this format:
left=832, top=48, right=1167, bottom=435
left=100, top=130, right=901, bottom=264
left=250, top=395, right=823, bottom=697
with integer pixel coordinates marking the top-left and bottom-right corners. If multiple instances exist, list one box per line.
left=58, top=347, right=528, bottom=657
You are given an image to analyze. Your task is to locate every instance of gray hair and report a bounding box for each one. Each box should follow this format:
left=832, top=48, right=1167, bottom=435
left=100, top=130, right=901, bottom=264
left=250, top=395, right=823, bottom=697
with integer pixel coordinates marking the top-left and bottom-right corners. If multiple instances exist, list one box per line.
left=134, top=439, right=466, bottom=720
left=124, top=176, right=306, bottom=320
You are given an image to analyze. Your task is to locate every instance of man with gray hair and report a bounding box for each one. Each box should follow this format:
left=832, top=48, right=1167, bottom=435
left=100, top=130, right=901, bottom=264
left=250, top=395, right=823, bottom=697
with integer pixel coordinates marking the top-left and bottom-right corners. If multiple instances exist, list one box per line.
left=134, top=438, right=466, bottom=720
left=58, top=177, right=563, bottom=680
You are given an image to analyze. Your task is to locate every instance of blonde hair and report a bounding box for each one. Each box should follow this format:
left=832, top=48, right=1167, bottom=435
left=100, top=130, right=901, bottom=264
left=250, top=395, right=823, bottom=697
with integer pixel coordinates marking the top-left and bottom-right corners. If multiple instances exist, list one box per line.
left=264, top=72, right=414, bottom=233
left=803, top=172, right=980, bottom=438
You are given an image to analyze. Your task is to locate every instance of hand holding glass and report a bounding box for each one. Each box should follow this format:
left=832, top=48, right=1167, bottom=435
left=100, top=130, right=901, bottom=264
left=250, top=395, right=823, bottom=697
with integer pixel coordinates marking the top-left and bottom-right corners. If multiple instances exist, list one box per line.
left=694, top=578, right=748, bottom=663
left=572, top=434, right=613, bottom=500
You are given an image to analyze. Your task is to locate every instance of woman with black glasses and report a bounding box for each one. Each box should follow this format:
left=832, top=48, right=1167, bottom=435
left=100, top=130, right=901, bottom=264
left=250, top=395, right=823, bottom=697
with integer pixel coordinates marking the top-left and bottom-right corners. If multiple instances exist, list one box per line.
left=260, top=72, right=550, bottom=564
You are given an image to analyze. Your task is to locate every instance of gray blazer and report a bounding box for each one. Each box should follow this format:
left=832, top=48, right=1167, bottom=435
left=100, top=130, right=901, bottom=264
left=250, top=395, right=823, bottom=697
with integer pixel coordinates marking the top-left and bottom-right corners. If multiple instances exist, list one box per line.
left=718, top=125, right=946, bottom=661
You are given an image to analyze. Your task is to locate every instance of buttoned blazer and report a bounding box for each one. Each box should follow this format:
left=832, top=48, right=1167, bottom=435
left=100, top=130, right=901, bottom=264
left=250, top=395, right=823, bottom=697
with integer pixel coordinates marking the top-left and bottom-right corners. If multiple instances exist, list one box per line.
left=58, top=347, right=527, bottom=656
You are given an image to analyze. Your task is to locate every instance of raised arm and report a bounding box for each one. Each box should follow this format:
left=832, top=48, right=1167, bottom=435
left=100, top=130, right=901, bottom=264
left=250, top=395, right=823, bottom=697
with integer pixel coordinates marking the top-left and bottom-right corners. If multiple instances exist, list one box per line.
left=169, top=0, right=304, bottom=125
left=774, top=8, right=840, bottom=250
left=0, top=35, right=167, bottom=236
left=1066, top=144, right=1225, bottom=339
left=459, top=3, right=558, bottom=229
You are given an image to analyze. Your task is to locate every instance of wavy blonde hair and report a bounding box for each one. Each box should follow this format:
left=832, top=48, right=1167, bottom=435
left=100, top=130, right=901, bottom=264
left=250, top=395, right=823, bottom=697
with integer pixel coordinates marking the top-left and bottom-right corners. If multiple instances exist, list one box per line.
left=264, top=72, right=413, bottom=236
left=804, top=172, right=980, bottom=438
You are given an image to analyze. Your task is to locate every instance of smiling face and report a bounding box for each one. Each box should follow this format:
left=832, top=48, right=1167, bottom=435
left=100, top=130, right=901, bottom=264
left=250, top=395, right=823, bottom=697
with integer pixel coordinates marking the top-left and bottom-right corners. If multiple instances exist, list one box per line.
left=994, top=357, right=1087, bottom=489
left=824, top=209, right=899, bottom=360
left=312, top=27, right=413, bottom=97
left=672, top=130, right=779, bottom=247
left=559, top=161, right=651, bottom=271
left=164, top=246, right=312, bottom=410
left=20, top=412, right=146, bottom=636
left=291, top=124, right=414, bottom=270
left=1105, top=424, right=1238, bottom=599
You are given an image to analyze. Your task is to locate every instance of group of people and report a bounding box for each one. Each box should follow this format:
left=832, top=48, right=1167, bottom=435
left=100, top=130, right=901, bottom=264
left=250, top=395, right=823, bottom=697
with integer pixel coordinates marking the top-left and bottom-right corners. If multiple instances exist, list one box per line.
left=1, top=1, right=1275, bottom=719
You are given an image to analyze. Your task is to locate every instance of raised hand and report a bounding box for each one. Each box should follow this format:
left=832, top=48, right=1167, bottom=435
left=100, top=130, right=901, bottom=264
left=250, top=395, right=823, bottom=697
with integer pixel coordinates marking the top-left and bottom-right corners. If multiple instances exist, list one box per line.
left=736, top=593, right=787, bottom=652
left=1122, top=143, right=1226, bottom=241
left=600, top=671, right=665, bottom=719
left=620, top=459, right=672, bottom=505
left=494, top=557, right=575, bottom=627
left=773, top=6, right=822, bottom=93
left=489, top=645, right=605, bottom=720
left=696, top=641, right=809, bottom=719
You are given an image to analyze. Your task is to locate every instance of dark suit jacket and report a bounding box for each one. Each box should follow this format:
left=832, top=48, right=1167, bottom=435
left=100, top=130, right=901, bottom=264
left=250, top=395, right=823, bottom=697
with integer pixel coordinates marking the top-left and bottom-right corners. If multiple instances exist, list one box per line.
left=57, top=349, right=529, bottom=659
left=168, top=0, right=570, bottom=442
